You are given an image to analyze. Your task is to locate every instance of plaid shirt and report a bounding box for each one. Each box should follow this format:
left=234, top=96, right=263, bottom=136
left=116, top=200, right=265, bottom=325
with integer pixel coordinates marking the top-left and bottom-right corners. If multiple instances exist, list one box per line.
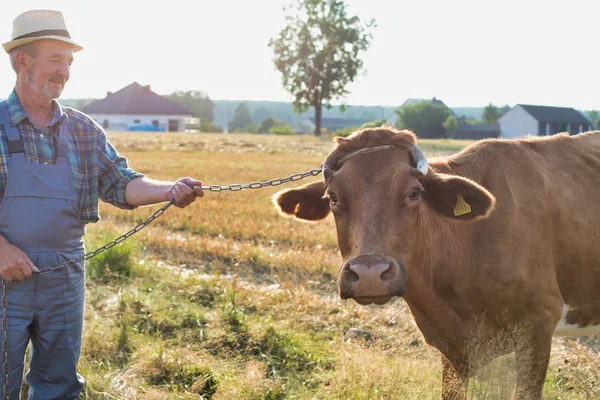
left=0, top=90, right=143, bottom=224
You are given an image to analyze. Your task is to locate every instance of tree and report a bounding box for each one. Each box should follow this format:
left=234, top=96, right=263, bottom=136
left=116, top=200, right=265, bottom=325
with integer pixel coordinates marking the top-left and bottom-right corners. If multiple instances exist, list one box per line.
left=596, top=118, right=600, bottom=129
left=482, top=103, right=499, bottom=124
left=165, top=90, right=215, bottom=122
left=396, top=102, right=450, bottom=138
left=359, top=119, right=387, bottom=130
left=587, top=110, right=599, bottom=123
left=201, top=121, right=223, bottom=133
left=269, top=0, right=375, bottom=136
left=270, top=124, right=295, bottom=135
left=258, top=116, right=278, bottom=133
left=443, top=115, right=458, bottom=134
left=482, top=103, right=510, bottom=124
left=228, top=103, right=253, bottom=132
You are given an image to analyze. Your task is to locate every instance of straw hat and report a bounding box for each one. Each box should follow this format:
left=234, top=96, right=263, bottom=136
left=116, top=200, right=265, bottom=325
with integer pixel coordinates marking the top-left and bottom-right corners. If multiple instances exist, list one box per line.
left=3, top=10, right=83, bottom=54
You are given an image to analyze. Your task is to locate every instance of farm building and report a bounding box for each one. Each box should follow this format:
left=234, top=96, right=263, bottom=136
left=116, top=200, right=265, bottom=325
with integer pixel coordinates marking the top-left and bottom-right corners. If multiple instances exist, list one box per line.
left=448, top=122, right=500, bottom=140
left=81, top=82, right=194, bottom=132
left=498, top=104, right=594, bottom=139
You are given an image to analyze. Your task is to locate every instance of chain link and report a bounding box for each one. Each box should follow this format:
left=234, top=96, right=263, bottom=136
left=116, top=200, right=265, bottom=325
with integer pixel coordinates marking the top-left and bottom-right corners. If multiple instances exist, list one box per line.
left=0, top=167, right=322, bottom=398
left=2, top=278, right=7, bottom=400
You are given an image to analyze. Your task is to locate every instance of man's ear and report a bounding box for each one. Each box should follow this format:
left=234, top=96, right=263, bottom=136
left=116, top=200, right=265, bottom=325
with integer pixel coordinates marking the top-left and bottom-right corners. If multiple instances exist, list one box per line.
left=272, top=181, right=331, bottom=221
left=15, top=51, right=31, bottom=73
left=421, top=172, right=496, bottom=221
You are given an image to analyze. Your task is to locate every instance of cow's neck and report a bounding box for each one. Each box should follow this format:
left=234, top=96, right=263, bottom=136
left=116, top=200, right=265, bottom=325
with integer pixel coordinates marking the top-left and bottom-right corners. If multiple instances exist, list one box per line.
left=402, top=159, right=481, bottom=356
left=402, top=211, right=472, bottom=355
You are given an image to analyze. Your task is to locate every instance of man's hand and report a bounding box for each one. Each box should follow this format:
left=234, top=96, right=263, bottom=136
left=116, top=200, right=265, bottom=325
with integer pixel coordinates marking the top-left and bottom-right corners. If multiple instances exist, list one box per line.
left=125, top=176, right=205, bottom=207
left=168, top=177, right=204, bottom=208
left=0, top=237, right=39, bottom=281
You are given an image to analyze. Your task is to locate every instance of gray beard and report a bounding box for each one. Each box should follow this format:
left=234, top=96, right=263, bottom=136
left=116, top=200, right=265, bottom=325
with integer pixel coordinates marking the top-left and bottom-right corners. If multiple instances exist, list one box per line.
left=26, top=73, right=59, bottom=100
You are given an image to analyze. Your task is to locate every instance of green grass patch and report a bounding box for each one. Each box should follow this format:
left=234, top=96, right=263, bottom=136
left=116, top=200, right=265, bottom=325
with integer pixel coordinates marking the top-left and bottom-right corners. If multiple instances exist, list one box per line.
left=258, top=326, right=334, bottom=380
left=145, top=347, right=219, bottom=397
left=85, top=233, right=137, bottom=283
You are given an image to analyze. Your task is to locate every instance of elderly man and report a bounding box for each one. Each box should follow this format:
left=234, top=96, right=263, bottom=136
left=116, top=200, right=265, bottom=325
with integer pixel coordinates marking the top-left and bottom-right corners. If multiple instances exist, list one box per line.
left=0, top=10, right=204, bottom=399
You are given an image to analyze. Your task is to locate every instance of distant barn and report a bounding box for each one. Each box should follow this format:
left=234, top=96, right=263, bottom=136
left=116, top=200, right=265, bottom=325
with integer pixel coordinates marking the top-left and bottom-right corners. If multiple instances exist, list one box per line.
left=81, top=82, right=194, bottom=132
left=449, top=123, right=500, bottom=140
left=499, top=104, right=594, bottom=138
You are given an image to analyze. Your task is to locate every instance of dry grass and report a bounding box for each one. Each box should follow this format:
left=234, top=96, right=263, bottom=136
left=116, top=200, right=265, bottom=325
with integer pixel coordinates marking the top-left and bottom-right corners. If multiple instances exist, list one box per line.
left=59, top=131, right=600, bottom=399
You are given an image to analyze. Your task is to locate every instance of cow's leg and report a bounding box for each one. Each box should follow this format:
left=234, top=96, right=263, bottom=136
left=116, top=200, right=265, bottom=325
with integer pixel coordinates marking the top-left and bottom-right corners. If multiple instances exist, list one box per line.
left=441, top=354, right=468, bottom=400
left=512, top=330, right=553, bottom=400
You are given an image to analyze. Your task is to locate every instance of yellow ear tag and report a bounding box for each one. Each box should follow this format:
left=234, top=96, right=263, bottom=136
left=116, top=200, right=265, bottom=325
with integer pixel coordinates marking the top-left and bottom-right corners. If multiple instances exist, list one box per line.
left=453, top=193, right=471, bottom=216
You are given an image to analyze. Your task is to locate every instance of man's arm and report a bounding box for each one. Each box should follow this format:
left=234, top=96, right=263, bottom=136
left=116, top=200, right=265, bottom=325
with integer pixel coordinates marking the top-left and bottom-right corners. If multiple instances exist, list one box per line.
left=92, top=126, right=203, bottom=209
left=125, top=176, right=204, bottom=208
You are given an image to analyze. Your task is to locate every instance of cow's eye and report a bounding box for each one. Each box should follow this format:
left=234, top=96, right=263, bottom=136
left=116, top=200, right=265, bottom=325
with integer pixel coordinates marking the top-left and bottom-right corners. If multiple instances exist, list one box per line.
left=409, top=187, right=421, bottom=201
left=328, top=192, right=338, bottom=205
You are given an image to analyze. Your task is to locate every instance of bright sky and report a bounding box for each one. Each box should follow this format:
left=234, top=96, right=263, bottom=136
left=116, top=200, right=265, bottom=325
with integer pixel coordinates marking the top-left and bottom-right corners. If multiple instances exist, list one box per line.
left=1, top=0, right=598, bottom=109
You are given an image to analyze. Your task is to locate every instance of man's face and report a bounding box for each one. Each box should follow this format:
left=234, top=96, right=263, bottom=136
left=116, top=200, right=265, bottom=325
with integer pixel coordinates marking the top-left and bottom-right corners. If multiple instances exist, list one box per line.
left=23, top=39, right=74, bottom=100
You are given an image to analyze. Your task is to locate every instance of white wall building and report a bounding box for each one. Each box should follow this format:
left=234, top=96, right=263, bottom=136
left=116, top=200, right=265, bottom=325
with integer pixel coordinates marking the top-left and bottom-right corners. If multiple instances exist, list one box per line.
left=499, top=104, right=594, bottom=139
left=81, top=82, right=194, bottom=132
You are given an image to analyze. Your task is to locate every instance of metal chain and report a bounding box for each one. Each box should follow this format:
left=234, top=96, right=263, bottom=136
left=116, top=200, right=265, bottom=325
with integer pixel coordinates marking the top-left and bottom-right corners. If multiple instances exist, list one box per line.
left=35, top=167, right=322, bottom=275
left=2, top=279, right=7, bottom=400
left=201, top=168, right=322, bottom=192
left=36, top=199, right=175, bottom=275
left=0, top=167, right=322, bottom=398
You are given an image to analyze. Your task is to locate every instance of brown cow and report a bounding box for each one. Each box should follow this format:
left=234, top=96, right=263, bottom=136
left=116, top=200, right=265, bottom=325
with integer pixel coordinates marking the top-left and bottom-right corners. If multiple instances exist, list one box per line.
left=273, top=126, right=600, bottom=399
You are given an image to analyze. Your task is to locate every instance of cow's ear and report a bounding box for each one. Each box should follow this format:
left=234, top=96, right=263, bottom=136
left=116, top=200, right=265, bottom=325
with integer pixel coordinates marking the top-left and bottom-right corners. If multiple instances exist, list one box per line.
left=273, top=181, right=331, bottom=221
left=421, top=172, right=496, bottom=221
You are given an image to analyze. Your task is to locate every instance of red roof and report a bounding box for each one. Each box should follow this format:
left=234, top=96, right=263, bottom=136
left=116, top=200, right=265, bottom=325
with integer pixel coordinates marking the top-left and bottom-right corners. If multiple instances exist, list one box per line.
left=81, top=82, right=192, bottom=116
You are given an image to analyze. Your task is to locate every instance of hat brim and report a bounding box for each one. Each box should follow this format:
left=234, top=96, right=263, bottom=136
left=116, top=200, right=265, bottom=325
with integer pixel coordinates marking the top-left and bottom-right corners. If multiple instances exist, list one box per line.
left=2, top=36, right=83, bottom=53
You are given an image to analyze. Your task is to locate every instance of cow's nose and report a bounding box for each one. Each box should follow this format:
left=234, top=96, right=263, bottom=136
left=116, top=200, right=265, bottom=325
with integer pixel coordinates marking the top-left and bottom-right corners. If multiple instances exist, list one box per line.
left=339, top=254, right=404, bottom=302
left=346, top=259, right=397, bottom=286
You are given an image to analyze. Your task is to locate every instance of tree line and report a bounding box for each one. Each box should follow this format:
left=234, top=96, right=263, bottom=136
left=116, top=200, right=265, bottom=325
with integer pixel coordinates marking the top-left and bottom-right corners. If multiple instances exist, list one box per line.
left=164, top=91, right=520, bottom=137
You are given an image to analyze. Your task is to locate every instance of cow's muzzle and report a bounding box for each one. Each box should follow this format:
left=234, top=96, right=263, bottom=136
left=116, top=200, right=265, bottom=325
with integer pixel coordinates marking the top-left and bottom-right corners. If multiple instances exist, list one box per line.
left=338, top=254, right=406, bottom=305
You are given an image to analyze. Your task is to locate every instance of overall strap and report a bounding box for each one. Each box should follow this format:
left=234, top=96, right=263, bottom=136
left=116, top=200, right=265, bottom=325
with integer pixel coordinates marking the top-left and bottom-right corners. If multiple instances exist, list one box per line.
left=0, top=100, right=24, bottom=154
left=0, top=100, right=10, bottom=124
left=56, top=120, right=69, bottom=159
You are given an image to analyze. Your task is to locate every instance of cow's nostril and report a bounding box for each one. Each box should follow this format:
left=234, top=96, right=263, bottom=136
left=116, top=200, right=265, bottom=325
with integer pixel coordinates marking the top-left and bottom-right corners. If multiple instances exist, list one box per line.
left=345, top=267, right=359, bottom=283
left=380, top=262, right=395, bottom=281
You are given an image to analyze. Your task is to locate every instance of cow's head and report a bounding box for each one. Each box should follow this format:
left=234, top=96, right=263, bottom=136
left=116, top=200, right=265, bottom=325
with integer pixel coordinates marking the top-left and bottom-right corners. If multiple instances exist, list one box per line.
left=273, top=127, right=496, bottom=305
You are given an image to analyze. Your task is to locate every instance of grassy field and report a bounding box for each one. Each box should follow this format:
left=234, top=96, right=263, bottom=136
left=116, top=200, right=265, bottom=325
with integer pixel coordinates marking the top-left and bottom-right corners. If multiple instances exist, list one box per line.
left=36, top=132, right=600, bottom=399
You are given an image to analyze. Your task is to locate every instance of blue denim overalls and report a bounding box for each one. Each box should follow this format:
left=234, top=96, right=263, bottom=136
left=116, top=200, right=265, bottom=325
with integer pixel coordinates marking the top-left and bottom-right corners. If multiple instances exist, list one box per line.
left=0, top=101, right=86, bottom=399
